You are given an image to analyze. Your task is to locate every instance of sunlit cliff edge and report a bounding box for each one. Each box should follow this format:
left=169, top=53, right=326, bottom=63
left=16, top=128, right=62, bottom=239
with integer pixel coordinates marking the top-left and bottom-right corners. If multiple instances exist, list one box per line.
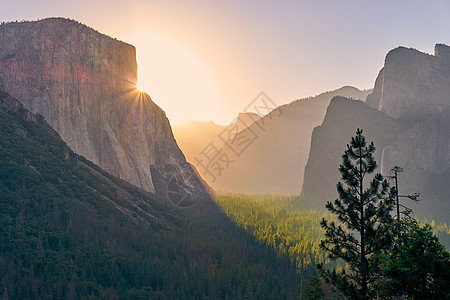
left=0, top=18, right=209, bottom=201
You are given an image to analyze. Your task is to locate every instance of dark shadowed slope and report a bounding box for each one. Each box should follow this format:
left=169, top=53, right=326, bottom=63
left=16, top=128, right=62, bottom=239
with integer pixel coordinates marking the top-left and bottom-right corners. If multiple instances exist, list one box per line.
left=0, top=88, right=301, bottom=299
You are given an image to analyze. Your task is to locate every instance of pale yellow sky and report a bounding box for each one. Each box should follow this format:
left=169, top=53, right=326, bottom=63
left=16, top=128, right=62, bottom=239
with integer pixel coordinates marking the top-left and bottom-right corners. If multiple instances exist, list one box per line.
left=129, top=31, right=227, bottom=125
left=2, top=0, right=449, bottom=125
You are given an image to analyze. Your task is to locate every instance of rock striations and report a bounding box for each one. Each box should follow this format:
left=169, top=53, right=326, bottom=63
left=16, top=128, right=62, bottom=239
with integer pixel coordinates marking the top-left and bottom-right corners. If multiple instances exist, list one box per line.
left=303, top=44, right=450, bottom=221
left=0, top=18, right=209, bottom=203
left=366, top=44, right=450, bottom=120
left=302, top=97, right=402, bottom=208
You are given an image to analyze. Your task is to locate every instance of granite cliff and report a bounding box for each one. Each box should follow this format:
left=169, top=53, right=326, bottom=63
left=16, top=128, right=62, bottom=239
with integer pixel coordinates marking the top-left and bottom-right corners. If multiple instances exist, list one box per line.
left=0, top=18, right=209, bottom=204
left=366, top=44, right=450, bottom=120
left=302, top=97, right=402, bottom=208
left=385, top=105, right=450, bottom=214
left=303, top=44, right=450, bottom=221
left=302, top=96, right=450, bottom=221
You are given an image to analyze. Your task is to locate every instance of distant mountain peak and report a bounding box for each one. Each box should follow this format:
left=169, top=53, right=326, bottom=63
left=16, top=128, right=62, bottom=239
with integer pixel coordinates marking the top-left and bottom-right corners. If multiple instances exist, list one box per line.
left=235, top=111, right=261, bottom=126
left=336, top=85, right=363, bottom=92
left=366, top=43, right=450, bottom=119
left=305, top=45, right=450, bottom=222
left=435, top=43, right=450, bottom=60
left=175, top=86, right=371, bottom=194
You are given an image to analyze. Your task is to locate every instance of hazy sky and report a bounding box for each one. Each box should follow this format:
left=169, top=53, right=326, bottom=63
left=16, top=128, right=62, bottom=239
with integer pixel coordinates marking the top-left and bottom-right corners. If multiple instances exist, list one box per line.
left=2, top=0, right=450, bottom=124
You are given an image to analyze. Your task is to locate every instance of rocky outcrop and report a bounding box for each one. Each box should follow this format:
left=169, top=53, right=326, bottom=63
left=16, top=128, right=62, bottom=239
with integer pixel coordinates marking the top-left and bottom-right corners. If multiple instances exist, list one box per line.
left=385, top=106, right=450, bottom=213
left=302, top=97, right=402, bottom=207
left=363, top=44, right=450, bottom=220
left=0, top=18, right=209, bottom=203
left=391, top=106, right=450, bottom=175
left=303, top=43, right=450, bottom=221
left=303, top=95, right=450, bottom=221
left=366, top=44, right=450, bottom=120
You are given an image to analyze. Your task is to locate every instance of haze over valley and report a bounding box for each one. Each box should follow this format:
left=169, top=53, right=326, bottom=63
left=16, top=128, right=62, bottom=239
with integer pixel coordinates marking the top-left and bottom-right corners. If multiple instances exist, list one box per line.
left=1, top=2, right=450, bottom=298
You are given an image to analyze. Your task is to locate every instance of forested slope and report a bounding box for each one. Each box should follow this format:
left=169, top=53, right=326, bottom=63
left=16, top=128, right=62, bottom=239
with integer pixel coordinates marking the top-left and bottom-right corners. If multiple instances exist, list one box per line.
left=0, top=89, right=301, bottom=299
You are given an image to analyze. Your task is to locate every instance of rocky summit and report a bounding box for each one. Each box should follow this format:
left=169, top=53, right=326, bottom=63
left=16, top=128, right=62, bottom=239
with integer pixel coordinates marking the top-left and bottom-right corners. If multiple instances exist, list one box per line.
left=302, top=44, right=450, bottom=222
left=366, top=44, right=450, bottom=120
left=0, top=18, right=209, bottom=204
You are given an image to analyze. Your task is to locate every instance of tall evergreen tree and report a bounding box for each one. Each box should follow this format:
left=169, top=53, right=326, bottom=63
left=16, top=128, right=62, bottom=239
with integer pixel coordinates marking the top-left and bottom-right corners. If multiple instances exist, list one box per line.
left=302, top=271, right=325, bottom=300
left=318, top=128, right=396, bottom=299
left=381, top=221, right=450, bottom=299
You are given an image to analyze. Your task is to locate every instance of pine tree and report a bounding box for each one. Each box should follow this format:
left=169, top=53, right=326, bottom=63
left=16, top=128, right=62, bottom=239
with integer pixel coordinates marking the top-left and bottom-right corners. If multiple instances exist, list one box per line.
left=317, top=128, right=396, bottom=299
left=381, top=221, right=450, bottom=299
left=302, top=271, right=325, bottom=300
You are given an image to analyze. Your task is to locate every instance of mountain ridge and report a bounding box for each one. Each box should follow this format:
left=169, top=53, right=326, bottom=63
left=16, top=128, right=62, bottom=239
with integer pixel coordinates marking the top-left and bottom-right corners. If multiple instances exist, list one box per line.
left=181, top=86, right=371, bottom=193
left=366, top=44, right=450, bottom=120
left=0, top=17, right=208, bottom=201
left=302, top=96, right=403, bottom=207
left=302, top=44, right=450, bottom=222
left=0, top=87, right=301, bottom=298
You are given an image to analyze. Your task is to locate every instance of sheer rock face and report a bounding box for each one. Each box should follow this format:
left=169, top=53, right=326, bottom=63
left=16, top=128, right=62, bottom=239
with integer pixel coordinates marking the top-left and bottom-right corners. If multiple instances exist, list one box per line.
left=387, top=105, right=450, bottom=191
left=0, top=18, right=208, bottom=200
left=302, top=96, right=450, bottom=221
left=301, top=97, right=402, bottom=208
left=363, top=44, right=450, bottom=208
left=303, top=43, right=450, bottom=220
left=366, top=44, right=450, bottom=120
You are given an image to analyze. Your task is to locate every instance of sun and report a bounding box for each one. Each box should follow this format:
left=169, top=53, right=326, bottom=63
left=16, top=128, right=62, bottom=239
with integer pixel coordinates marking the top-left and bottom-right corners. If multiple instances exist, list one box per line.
left=128, top=31, right=225, bottom=125
left=135, top=80, right=146, bottom=93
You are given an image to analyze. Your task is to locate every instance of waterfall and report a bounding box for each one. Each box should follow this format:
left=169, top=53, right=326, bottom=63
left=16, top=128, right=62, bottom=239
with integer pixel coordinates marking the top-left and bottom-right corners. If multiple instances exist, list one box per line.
left=380, top=147, right=386, bottom=176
